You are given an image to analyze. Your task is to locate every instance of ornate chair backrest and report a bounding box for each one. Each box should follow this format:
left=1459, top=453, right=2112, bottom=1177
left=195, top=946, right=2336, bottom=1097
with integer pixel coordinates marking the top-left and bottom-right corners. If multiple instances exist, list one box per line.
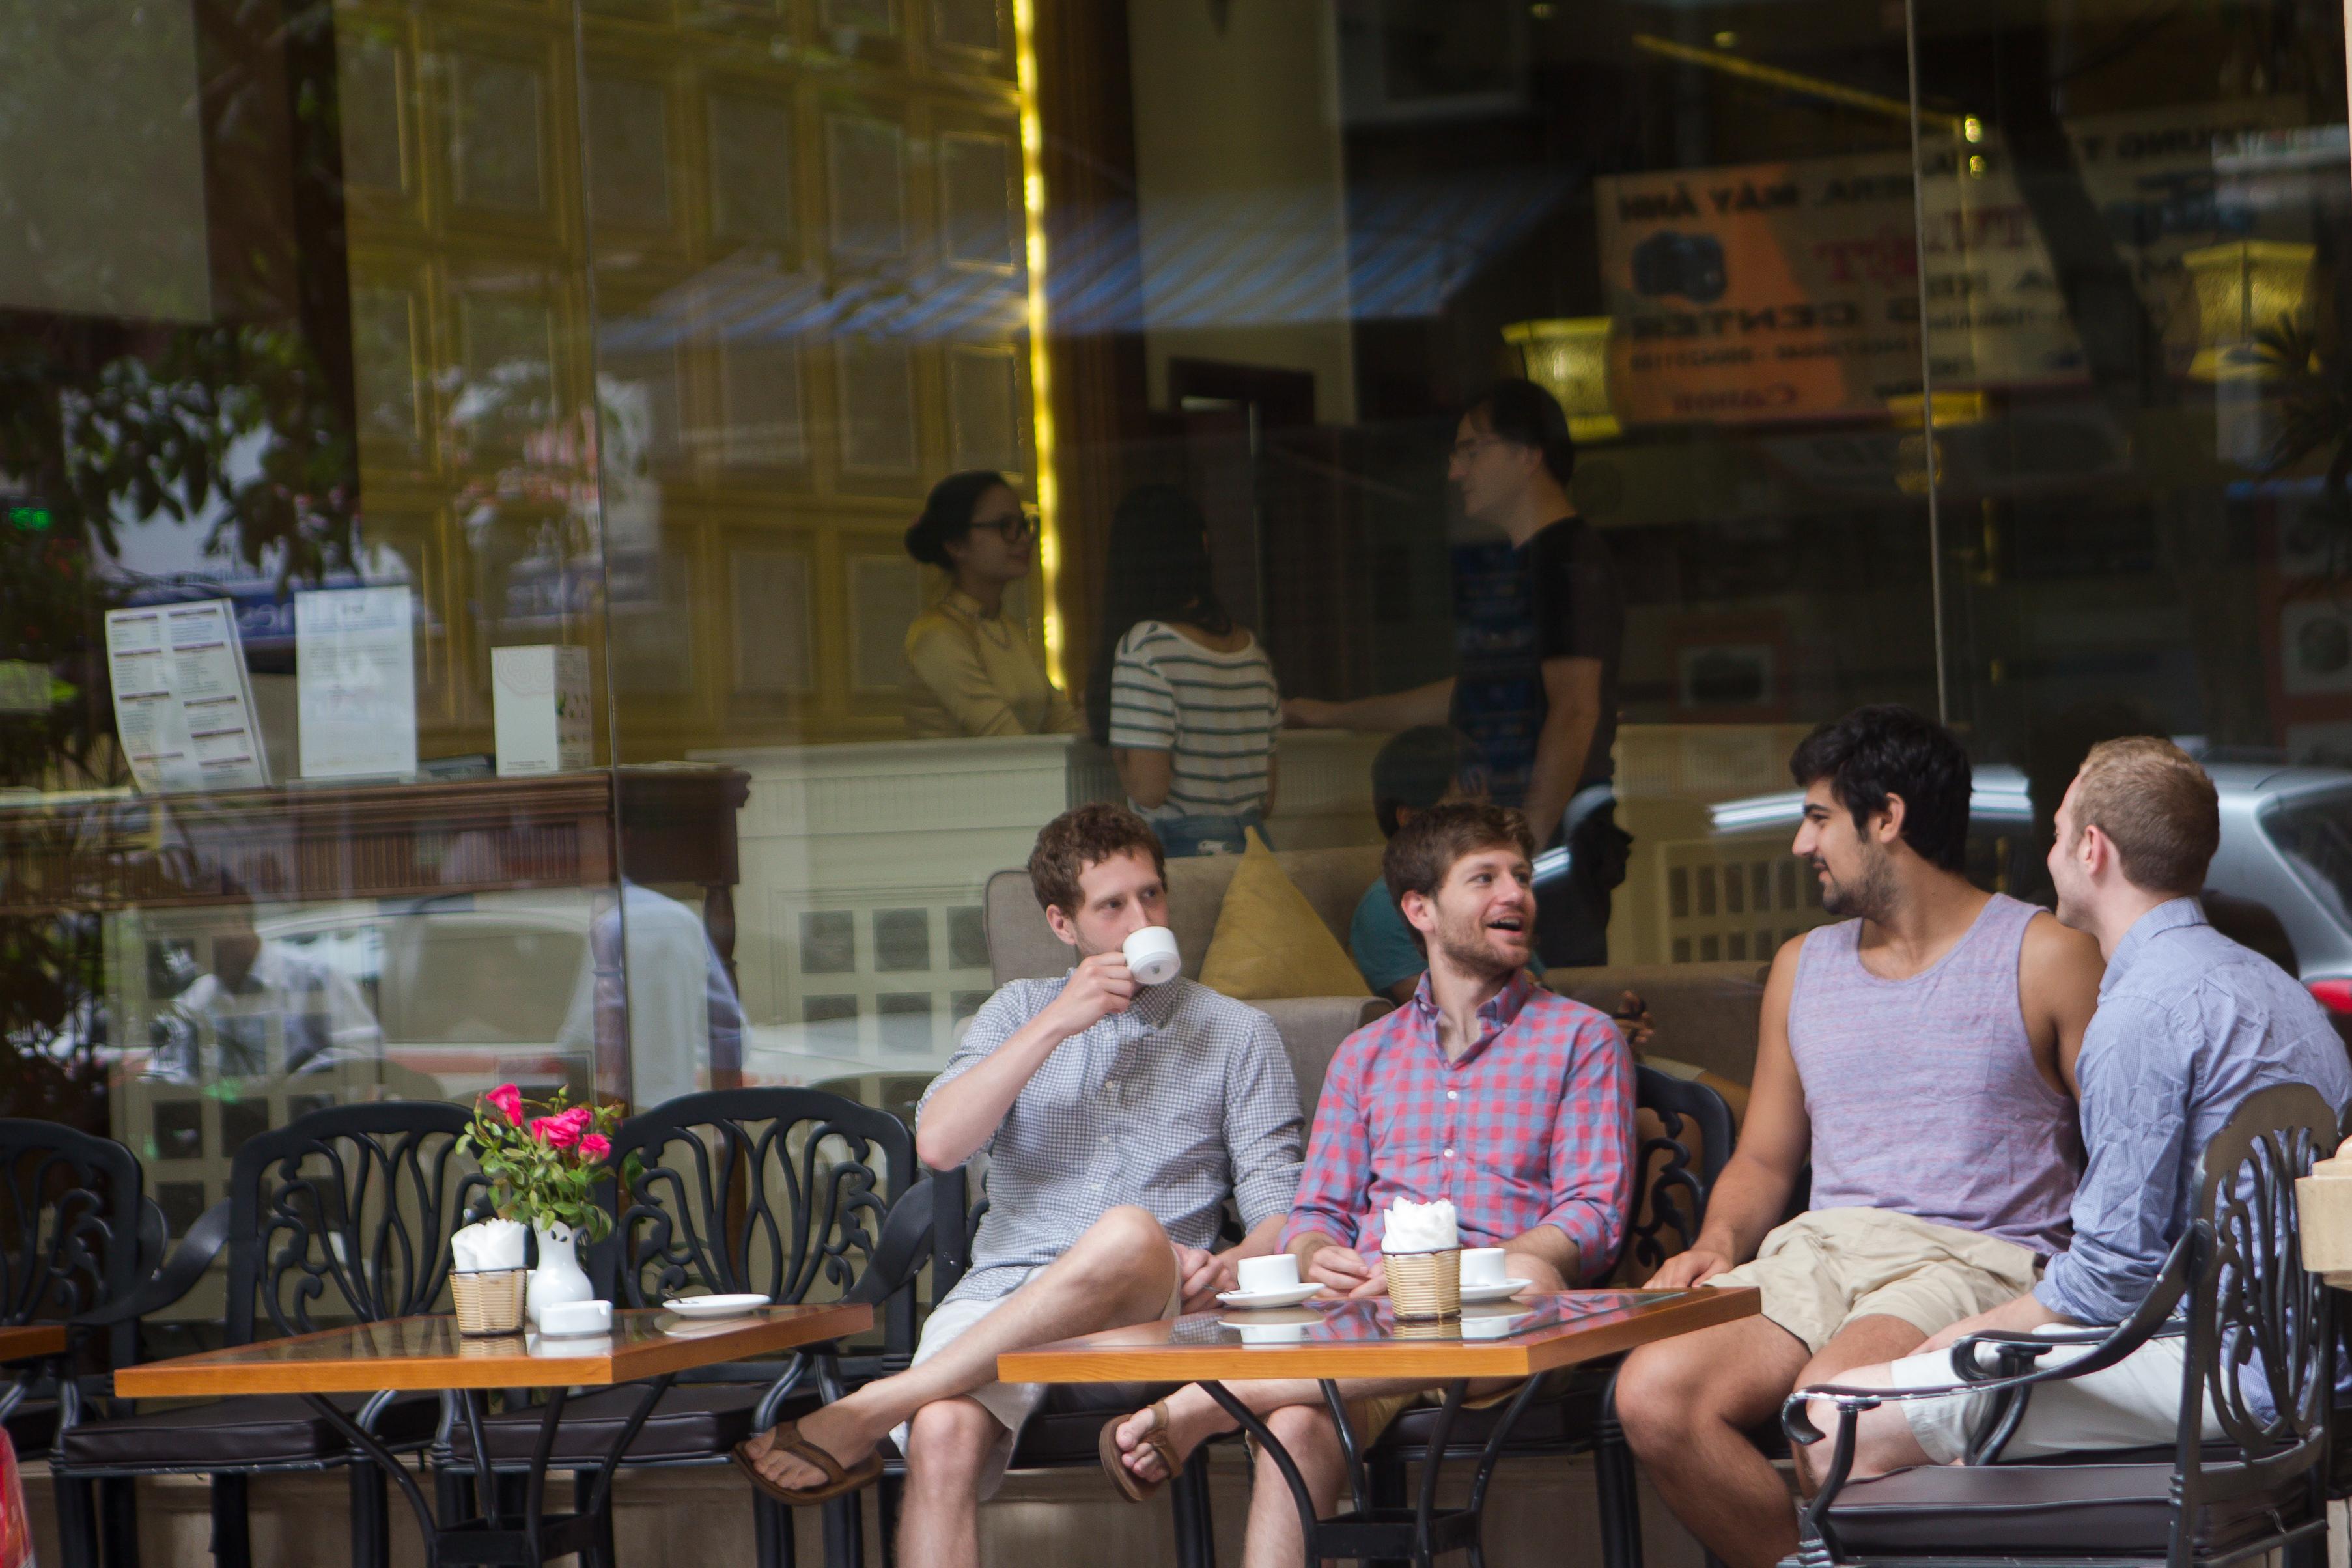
left=2177, top=1082, right=2340, bottom=1533
left=596, top=1089, right=916, bottom=1352
left=225, top=1101, right=486, bottom=1345
left=1618, top=1065, right=1736, bottom=1281
left=0, top=1123, right=144, bottom=1367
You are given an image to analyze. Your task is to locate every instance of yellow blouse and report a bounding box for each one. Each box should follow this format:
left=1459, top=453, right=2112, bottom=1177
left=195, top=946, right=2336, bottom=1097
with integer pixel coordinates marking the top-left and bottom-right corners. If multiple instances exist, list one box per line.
left=902, top=588, right=1084, bottom=738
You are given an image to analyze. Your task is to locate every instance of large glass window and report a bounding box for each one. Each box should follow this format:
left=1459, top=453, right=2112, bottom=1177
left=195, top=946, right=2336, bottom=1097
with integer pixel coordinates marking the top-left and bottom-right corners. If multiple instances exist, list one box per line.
left=3, top=0, right=2349, bottom=1154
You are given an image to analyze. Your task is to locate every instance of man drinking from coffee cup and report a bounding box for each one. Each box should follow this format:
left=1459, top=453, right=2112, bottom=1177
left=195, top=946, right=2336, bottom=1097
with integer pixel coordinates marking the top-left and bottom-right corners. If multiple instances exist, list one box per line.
left=1102, top=801, right=1635, bottom=1567
left=736, top=804, right=1304, bottom=1568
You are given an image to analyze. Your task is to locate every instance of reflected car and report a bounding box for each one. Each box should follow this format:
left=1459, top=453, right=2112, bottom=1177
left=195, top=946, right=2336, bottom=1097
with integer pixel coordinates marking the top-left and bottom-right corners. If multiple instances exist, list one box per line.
left=1707, top=761, right=2352, bottom=1020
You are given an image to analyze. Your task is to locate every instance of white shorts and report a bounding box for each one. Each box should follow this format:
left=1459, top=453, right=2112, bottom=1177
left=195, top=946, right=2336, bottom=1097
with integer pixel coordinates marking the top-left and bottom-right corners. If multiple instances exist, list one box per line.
left=889, top=1270, right=1183, bottom=1499
left=1888, top=1328, right=2218, bottom=1464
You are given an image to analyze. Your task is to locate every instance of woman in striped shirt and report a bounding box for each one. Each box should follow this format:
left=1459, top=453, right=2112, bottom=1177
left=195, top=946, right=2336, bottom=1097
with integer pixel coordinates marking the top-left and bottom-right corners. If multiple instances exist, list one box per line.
left=1086, top=486, right=1281, bottom=856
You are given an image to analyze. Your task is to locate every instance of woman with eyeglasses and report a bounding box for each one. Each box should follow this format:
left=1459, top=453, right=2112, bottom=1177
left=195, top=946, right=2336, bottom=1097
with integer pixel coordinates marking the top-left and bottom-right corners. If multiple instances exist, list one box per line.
left=901, top=469, right=1084, bottom=738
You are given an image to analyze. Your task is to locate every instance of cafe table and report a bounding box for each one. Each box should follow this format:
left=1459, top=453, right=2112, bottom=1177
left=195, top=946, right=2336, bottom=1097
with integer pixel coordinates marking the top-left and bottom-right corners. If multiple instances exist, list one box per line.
left=999, top=1287, right=1759, bottom=1567
left=0, top=1326, right=66, bottom=1365
left=113, top=1303, right=868, bottom=1567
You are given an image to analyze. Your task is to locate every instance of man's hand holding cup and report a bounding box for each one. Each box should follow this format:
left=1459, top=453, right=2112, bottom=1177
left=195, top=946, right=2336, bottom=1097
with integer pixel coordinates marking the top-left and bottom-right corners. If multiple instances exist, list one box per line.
left=1044, top=951, right=1137, bottom=1037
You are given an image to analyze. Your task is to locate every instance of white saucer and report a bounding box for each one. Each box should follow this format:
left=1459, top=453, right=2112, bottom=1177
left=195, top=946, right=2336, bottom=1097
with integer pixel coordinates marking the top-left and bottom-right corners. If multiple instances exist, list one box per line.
left=1215, top=1284, right=1323, bottom=1310
left=1459, top=1279, right=1534, bottom=1304
left=662, top=1293, right=771, bottom=1318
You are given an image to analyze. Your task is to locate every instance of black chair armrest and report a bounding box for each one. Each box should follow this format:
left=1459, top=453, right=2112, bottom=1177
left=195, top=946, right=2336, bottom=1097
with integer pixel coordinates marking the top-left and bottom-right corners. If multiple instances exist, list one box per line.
left=848, top=1178, right=939, bottom=1306
left=78, top=1197, right=234, bottom=1331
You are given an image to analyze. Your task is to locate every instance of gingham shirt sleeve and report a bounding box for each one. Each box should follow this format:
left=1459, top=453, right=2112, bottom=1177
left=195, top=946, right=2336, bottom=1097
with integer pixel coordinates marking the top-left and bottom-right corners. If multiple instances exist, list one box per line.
left=1280, top=1036, right=1373, bottom=1250
left=1222, top=1009, right=1306, bottom=1230
left=913, top=984, right=1035, bottom=1163
left=1537, top=1015, right=1638, bottom=1280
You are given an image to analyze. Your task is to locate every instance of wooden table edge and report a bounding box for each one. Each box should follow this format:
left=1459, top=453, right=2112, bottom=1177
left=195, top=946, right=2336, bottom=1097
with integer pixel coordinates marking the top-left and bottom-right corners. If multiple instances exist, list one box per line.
left=0, top=1325, right=67, bottom=1362
left=996, top=1287, right=1761, bottom=1384
left=113, top=1302, right=874, bottom=1397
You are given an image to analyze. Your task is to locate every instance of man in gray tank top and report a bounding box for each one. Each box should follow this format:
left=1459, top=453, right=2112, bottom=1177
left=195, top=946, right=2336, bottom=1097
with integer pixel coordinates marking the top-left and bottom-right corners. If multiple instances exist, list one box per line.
left=1811, top=737, right=2352, bottom=1476
left=1614, top=707, right=2104, bottom=1568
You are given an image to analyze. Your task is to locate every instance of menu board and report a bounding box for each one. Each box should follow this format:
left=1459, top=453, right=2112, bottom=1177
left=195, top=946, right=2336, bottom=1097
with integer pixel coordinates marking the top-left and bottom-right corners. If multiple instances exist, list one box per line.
left=104, top=600, right=270, bottom=793
left=295, top=587, right=417, bottom=781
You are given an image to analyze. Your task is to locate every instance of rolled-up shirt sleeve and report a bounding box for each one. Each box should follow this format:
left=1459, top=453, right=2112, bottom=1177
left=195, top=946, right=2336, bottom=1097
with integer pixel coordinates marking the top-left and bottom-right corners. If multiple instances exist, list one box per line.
left=1539, top=1017, right=1637, bottom=1280
left=1222, top=1012, right=1306, bottom=1230
left=2036, top=996, right=2192, bottom=1325
left=1280, top=1041, right=1372, bottom=1251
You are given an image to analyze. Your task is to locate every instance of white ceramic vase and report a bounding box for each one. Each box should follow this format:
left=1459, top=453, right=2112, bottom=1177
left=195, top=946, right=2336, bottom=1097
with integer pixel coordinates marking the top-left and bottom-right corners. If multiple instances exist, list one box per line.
left=527, top=1221, right=593, bottom=1328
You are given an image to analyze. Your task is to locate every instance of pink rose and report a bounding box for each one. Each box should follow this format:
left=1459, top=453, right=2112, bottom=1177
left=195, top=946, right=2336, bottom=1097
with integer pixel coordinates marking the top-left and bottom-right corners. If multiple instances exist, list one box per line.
left=578, top=1133, right=611, bottom=1162
left=486, top=1084, right=524, bottom=1125
left=530, top=1108, right=591, bottom=1150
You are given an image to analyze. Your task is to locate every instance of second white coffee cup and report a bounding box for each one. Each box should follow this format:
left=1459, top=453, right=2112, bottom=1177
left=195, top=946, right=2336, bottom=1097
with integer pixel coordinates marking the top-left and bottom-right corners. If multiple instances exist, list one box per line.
left=1460, top=1247, right=1509, bottom=1288
left=1122, top=925, right=1182, bottom=986
left=1235, top=1253, right=1301, bottom=1295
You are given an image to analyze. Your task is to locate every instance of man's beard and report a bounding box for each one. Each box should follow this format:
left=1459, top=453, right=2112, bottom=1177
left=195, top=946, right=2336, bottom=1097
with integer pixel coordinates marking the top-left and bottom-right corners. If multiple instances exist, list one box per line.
left=1433, top=910, right=1528, bottom=983
left=1817, top=850, right=1896, bottom=922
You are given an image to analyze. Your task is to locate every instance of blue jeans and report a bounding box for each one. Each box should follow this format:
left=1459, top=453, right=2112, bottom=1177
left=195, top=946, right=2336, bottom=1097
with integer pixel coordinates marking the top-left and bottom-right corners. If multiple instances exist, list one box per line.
left=1154, top=812, right=1265, bottom=858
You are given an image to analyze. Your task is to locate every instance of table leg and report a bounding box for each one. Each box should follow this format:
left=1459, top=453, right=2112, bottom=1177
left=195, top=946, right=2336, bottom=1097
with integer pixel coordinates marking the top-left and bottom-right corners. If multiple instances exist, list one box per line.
left=304, top=1377, right=673, bottom=1568
left=1199, top=1380, right=1323, bottom=1568
left=1318, top=1378, right=1369, bottom=1517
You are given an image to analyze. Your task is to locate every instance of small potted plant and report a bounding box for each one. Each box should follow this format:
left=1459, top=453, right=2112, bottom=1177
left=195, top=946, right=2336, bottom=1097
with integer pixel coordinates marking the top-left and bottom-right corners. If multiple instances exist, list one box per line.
left=460, top=1084, right=634, bottom=1326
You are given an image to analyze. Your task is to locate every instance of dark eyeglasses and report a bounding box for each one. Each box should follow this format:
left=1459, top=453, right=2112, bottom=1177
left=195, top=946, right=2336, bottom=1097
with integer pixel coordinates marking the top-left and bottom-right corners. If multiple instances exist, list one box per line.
left=975, top=507, right=1039, bottom=542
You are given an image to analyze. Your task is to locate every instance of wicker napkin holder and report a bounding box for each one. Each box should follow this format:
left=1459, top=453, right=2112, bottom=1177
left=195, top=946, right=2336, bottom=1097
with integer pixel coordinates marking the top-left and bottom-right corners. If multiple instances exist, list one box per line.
left=1386, top=1248, right=1462, bottom=1321
left=451, top=1267, right=527, bottom=1336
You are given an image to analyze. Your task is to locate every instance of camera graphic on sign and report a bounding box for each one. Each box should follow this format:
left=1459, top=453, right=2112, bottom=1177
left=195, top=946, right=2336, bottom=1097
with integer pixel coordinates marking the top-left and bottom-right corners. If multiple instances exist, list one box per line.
left=1631, top=232, right=1728, bottom=303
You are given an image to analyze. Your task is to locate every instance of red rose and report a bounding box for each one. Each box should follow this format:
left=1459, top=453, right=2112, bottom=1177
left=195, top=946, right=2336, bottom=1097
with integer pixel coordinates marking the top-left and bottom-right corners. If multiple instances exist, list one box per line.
left=486, top=1084, right=524, bottom=1124
left=530, top=1113, right=581, bottom=1149
left=578, top=1134, right=611, bottom=1162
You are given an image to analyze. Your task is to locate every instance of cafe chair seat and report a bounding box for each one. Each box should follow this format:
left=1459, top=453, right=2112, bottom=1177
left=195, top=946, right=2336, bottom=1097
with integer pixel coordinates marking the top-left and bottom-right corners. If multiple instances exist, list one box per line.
left=1821, top=1459, right=2305, bottom=1558
left=59, top=1392, right=441, bottom=1472
left=445, top=1383, right=819, bottom=1468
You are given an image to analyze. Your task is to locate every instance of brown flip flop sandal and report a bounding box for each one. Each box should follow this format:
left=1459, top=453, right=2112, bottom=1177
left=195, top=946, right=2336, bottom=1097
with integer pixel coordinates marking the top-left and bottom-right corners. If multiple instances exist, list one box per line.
left=1099, top=1400, right=1181, bottom=1503
left=731, top=1420, right=883, bottom=1505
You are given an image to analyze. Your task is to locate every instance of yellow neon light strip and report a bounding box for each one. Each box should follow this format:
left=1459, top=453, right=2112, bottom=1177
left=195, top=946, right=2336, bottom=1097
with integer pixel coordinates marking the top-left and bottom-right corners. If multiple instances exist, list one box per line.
left=1011, top=0, right=1064, bottom=687
left=1631, top=34, right=1965, bottom=137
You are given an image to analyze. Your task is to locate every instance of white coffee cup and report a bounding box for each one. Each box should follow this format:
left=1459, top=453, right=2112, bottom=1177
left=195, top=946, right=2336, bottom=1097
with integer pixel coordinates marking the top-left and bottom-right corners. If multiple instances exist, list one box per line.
left=1460, top=1247, right=1509, bottom=1288
left=1235, top=1253, right=1301, bottom=1295
left=1122, top=925, right=1181, bottom=986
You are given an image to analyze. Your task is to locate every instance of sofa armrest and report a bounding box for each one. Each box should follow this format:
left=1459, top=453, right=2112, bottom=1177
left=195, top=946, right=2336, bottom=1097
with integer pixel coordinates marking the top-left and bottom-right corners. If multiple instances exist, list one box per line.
left=1252, top=995, right=1393, bottom=1115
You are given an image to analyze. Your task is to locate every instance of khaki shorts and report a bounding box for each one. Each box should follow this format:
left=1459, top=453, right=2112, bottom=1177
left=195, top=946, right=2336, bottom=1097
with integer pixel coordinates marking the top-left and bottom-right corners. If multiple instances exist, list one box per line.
left=1711, top=1208, right=2044, bottom=1355
left=892, top=1269, right=1184, bottom=1498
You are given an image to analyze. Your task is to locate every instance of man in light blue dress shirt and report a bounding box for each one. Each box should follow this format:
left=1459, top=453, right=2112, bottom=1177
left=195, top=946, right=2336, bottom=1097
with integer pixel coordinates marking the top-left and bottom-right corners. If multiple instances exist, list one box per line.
left=1809, top=736, right=2352, bottom=1476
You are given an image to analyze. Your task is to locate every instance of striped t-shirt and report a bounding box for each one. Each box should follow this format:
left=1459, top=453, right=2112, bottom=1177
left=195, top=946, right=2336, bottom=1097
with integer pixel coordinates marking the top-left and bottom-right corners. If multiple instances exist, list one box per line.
left=1106, top=620, right=1280, bottom=820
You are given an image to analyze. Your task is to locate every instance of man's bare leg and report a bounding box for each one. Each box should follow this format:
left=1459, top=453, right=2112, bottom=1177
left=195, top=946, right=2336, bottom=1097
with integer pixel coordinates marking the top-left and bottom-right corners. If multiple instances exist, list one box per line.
left=1112, top=1374, right=1520, bottom=1568
left=895, top=1396, right=1001, bottom=1568
left=744, top=1205, right=1179, bottom=1491
left=1797, top=1358, right=1936, bottom=1486
left=1615, top=1313, right=1918, bottom=1568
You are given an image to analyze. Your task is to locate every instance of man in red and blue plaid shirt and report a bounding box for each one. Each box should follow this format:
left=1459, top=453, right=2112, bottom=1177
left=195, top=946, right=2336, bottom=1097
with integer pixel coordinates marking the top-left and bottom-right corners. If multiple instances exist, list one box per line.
left=1104, top=802, right=1635, bottom=1563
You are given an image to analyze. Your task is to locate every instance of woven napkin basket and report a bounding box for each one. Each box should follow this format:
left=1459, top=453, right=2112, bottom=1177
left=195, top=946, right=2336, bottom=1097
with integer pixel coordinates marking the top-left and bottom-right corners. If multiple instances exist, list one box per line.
left=452, top=1267, right=527, bottom=1336
left=1386, top=1248, right=1462, bottom=1321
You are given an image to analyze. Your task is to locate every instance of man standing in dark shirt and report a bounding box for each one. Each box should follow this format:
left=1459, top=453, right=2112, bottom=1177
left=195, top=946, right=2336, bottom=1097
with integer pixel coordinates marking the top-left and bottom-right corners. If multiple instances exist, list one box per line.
left=1288, top=380, right=1627, bottom=964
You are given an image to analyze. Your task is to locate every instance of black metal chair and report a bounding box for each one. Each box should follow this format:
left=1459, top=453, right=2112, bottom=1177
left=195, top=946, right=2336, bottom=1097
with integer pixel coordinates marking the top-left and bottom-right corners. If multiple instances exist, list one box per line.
left=855, top=1160, right=1222, bottom=1568
left=436, top=1087, right=920, bottom=1568
left=0, top=1123, right=152, bottom=1568
left=1352, top=1063, right=1739, bottom=1568
left=51, top=1101, right=488, bottom=1568
left=1788, top=1082, right=2338, bottom=1568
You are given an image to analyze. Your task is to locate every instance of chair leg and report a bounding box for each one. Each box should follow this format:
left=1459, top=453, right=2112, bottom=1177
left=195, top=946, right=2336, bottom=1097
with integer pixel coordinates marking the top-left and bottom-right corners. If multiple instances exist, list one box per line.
left=876, top=1473, right=901, bottom=1568
left=754, top=1495, right=798, bottom=1568
left=208, top=1474, right=252, bottom=1568
left=1594, top=1422, right=1645, bottom=1568
left=434, top=1463, right=474, bottom=1526
left=573, top=1470, right=617, bottom=1568
left=51, top=1473, right=100, bottom=1568
left=1170, top=1452, right=1214, bottom=1568
left=99, top=1476, right=140, bottom=1568
left=820, top=1489, right=864, bottom=1568
left=349, top=1461, right=390, bottom=1568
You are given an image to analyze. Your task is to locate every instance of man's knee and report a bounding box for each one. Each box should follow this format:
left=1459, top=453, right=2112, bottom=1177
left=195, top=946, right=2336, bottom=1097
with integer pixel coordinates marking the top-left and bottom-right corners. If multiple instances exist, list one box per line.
left=904, top=1399, right=1000, bottom=1488
left=1072, top=1205, right=1171, bottom=1274
left=1616, top=1341, right=1711, bottom=1448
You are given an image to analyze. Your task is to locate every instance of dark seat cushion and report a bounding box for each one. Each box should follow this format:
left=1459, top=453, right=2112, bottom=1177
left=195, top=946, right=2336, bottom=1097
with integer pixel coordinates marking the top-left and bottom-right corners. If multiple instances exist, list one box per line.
left=1827, top=1462, right=2305, bottom=1555
left=59, top=1392, right=439, bottom=1471
left=446, top=1384, right=818, bottom=1468
left=1372, top=1370, right=1606, bottom=1455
